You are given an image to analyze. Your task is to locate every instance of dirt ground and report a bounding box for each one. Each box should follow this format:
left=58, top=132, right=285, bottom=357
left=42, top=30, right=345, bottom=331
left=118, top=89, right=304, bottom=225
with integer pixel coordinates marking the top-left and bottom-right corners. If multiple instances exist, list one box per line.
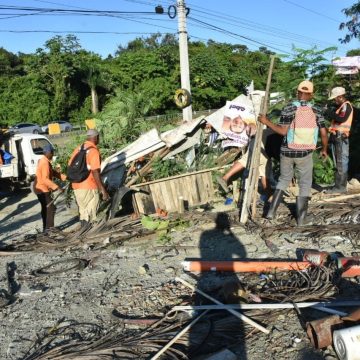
left=0, top=189, right=359, bottom=360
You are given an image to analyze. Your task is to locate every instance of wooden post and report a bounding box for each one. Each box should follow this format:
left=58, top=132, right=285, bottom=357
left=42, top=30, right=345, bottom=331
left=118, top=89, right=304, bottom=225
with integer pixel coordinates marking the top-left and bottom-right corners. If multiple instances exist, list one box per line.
left=178, top=196, right=185, bottom=213
left=240, top=55, right=275, bottom=224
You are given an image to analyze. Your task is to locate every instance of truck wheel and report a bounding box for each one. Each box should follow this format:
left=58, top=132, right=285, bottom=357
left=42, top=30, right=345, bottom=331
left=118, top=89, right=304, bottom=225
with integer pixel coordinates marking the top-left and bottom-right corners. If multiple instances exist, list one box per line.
left=65, top=127, right=70, bottom=132
left=33, top=129, right=39, bottom=134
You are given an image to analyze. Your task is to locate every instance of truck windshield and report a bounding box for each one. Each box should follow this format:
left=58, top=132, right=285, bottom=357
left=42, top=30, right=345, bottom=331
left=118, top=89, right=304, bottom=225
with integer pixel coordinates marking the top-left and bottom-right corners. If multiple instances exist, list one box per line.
left=31, top=139, right=51, bottom=155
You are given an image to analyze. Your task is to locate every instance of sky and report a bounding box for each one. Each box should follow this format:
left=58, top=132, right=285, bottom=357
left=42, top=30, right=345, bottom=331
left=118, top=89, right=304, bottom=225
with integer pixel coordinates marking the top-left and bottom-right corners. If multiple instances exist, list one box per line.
left=0, top=0, right=359, bottom=59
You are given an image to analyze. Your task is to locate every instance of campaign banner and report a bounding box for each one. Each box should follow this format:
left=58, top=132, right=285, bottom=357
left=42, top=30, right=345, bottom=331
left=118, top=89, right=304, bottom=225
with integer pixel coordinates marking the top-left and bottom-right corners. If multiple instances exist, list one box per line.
left=332, top=56, right=360, bottom=68
left=205, top=94, right=261, bottom=149
left=335, top=66, right=359, bottom=75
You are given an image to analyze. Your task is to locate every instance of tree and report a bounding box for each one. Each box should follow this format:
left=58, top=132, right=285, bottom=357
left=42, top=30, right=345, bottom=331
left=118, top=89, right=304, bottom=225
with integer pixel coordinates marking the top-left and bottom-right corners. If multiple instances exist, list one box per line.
left=97, top=90, right=152, bottom=151
left=25, top=35, right=83, bottom=120
left=79, top=54, right=112, bottom=114
left=0, top=76, right=51, bottom=125
left=339, top=1, right=360, bottom=43
left=0, top=48, right=24, bottom=76
left=276, top=46, right=337, bottom=101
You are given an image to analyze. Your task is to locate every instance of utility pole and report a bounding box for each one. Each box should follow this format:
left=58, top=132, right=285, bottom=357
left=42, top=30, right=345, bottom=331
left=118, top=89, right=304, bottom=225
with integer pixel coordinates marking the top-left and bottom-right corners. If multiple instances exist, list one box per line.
left=177, top=0, right=192, bottom=122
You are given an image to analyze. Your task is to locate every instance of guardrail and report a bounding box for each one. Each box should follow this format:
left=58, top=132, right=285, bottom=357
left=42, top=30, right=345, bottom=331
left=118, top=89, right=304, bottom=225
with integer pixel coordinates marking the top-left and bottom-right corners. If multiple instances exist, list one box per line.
left=47, top=129, right=85, bottom=138
left=45, top=109, right=218, bottom=138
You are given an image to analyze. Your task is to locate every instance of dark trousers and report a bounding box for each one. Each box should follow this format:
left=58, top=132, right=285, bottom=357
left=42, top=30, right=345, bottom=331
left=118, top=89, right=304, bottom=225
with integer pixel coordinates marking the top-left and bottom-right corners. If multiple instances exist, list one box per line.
left=37, top=192, right=55, bottom=231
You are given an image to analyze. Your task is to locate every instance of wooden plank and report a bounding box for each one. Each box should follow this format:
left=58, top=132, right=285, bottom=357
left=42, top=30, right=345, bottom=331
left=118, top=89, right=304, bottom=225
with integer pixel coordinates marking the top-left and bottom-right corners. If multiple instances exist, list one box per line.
left=196, top=172, right=205, bottom=203
left=164, top=180, right=174, bottom=211
left=169, top=178, right=179, bottom=210
left=130, top=165, right=230, bottom=188
left=133, top=184, right=156, bottom=214
left=184, top=175, right=195, bottom=206
left=149, top=183, right=161, bottom=210
left=202, top=172, right=213, bottom=201
left=191, top=174, right=200, bottom=204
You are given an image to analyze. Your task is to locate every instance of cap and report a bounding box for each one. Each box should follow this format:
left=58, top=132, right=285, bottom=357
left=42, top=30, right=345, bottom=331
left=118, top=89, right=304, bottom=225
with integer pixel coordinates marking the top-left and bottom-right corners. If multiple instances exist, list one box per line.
left=328, top=87, right=346, bottom=100
left=86, top=129, right=99, bottom=137
left=297, top=80, right=314, bottom=94
left=43, top=144, right=54, bottom=154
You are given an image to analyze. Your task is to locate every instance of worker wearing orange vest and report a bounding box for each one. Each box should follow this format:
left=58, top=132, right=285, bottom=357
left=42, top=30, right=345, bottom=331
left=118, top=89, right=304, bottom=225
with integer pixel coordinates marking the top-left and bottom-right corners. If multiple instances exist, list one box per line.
left=326, top=87, right=354, bottom=193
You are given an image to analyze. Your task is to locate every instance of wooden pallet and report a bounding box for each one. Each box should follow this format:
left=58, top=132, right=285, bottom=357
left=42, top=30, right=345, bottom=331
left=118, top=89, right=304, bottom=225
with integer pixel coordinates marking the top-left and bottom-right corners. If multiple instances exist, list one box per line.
left=132, top=168, right=215, bottom=214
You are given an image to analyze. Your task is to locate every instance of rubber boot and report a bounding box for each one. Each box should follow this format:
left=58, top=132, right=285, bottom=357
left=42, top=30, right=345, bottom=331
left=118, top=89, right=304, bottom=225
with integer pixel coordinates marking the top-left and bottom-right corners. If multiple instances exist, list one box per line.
left=339, top=173, right=348, bottom=193
left=296, top=196, right=314, bottom=226
left=266, top=189, right=284, bottom=220
left=80, top=220, right=91, bottom=231
left=327, top=173, right=347, bottom=194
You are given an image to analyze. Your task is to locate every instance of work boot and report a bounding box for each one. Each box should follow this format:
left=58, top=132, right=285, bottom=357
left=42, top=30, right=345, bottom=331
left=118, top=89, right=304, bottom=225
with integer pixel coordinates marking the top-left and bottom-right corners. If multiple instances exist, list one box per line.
left=265, top=189, right=284, bottom=220
left=296, top=196, right=314, bottom=226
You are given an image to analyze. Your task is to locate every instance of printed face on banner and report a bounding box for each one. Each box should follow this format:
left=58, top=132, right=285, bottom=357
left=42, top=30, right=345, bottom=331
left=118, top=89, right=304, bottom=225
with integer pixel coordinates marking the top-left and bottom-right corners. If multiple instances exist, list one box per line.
left=221, top=101, right=256, bottom=149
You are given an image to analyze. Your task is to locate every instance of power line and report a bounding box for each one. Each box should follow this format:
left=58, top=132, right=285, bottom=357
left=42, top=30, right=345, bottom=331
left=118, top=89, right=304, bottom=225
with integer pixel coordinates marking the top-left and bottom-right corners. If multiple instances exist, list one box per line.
left=0, top=1, right=348, bottom=56
left=0, top=4, right=161, bottom=15
left=281, top=0, right=341, bottom=23
left=185, top=2, right=344, bottom=51
left=0, top=29, right=176, bottom=35
left=188, top=16, right=291, bottom=55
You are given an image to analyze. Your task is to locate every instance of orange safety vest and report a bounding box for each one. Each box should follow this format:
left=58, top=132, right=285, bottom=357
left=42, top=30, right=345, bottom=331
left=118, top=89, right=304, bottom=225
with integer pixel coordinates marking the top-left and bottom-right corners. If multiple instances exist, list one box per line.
left=329, top=101, right=353, bottom=136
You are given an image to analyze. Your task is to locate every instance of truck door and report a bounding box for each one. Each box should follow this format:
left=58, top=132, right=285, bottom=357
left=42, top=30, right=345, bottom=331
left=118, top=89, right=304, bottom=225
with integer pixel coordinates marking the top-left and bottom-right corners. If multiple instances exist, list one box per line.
left=27, top=137, right=54, bottom=176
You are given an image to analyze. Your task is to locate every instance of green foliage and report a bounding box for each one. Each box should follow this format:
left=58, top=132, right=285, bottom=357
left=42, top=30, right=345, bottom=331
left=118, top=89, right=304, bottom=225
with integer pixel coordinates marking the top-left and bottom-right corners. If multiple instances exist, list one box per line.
left=1, top=32, right=359, bottom=137
left=339, top=2, right=360, bottom=43
left=313, top=153, right=335, bottom=184
left=276, top=46, right=338, bottom=101
left=96, top=90, right=153, bottom=152
left=140, top=214, right=191, bottom=244
left=68, top=96, right=92, bottom=126
left=150, top=156, right=187, bottom=180
left=0, top=75, right=51, bottom=125
left=194, top=132, right=222, bottom=170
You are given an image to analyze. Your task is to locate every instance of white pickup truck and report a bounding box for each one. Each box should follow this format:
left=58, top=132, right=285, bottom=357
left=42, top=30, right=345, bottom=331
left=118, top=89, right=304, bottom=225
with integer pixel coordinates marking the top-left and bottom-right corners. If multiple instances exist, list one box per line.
left=0, top=132, right=54, bottom=189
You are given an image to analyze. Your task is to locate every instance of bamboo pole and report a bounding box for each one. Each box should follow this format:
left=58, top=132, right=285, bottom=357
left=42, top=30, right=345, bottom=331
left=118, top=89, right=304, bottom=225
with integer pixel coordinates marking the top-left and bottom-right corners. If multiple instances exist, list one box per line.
left=321, top=193, right=360, bottom=202
left=175, top=277, right=270, bottom=334
left=171, top=301, right=359, bottom=316
left=150, top=310, right=209, bottom=360
left=240, top=55, right=276, bottom=223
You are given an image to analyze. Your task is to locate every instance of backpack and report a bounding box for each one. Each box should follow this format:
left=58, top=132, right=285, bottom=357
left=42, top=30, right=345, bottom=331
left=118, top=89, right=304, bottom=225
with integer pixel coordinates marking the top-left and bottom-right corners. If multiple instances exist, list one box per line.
left=265, top=133, right=283, bottom=161
left=67, top=144, right=94, bottom=183
left=286, top=101, right=318, bottom=150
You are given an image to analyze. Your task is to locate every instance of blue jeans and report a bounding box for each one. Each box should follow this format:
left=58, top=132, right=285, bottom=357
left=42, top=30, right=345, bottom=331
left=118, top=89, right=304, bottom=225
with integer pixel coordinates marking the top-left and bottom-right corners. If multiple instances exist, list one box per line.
left=331, top=134, right=349, bottom=177
left=276, top=153, right=313, bottom=197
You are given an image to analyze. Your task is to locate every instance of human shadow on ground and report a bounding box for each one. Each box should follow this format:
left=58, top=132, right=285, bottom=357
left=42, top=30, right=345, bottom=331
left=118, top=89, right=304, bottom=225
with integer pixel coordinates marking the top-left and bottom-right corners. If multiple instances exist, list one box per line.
left=186, top=212, right=248, bottom=359
left=0, top=213, right=41, bottom=246
left=0, top=190, right=38, bottom=223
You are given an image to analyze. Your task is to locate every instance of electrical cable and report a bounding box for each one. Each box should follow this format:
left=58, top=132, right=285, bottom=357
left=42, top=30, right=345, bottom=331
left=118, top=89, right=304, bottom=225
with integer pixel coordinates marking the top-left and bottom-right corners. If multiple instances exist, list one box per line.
left=281, top=0, right=341, bottom=23
left=188, top=16, right=290, bottom=54
left=0, top=1, right=349, bottom=55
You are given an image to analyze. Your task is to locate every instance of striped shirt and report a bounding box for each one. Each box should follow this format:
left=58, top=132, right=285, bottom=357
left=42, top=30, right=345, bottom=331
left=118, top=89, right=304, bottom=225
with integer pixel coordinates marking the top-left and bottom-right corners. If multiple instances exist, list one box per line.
left=279, top=100, right=326, bottom=158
